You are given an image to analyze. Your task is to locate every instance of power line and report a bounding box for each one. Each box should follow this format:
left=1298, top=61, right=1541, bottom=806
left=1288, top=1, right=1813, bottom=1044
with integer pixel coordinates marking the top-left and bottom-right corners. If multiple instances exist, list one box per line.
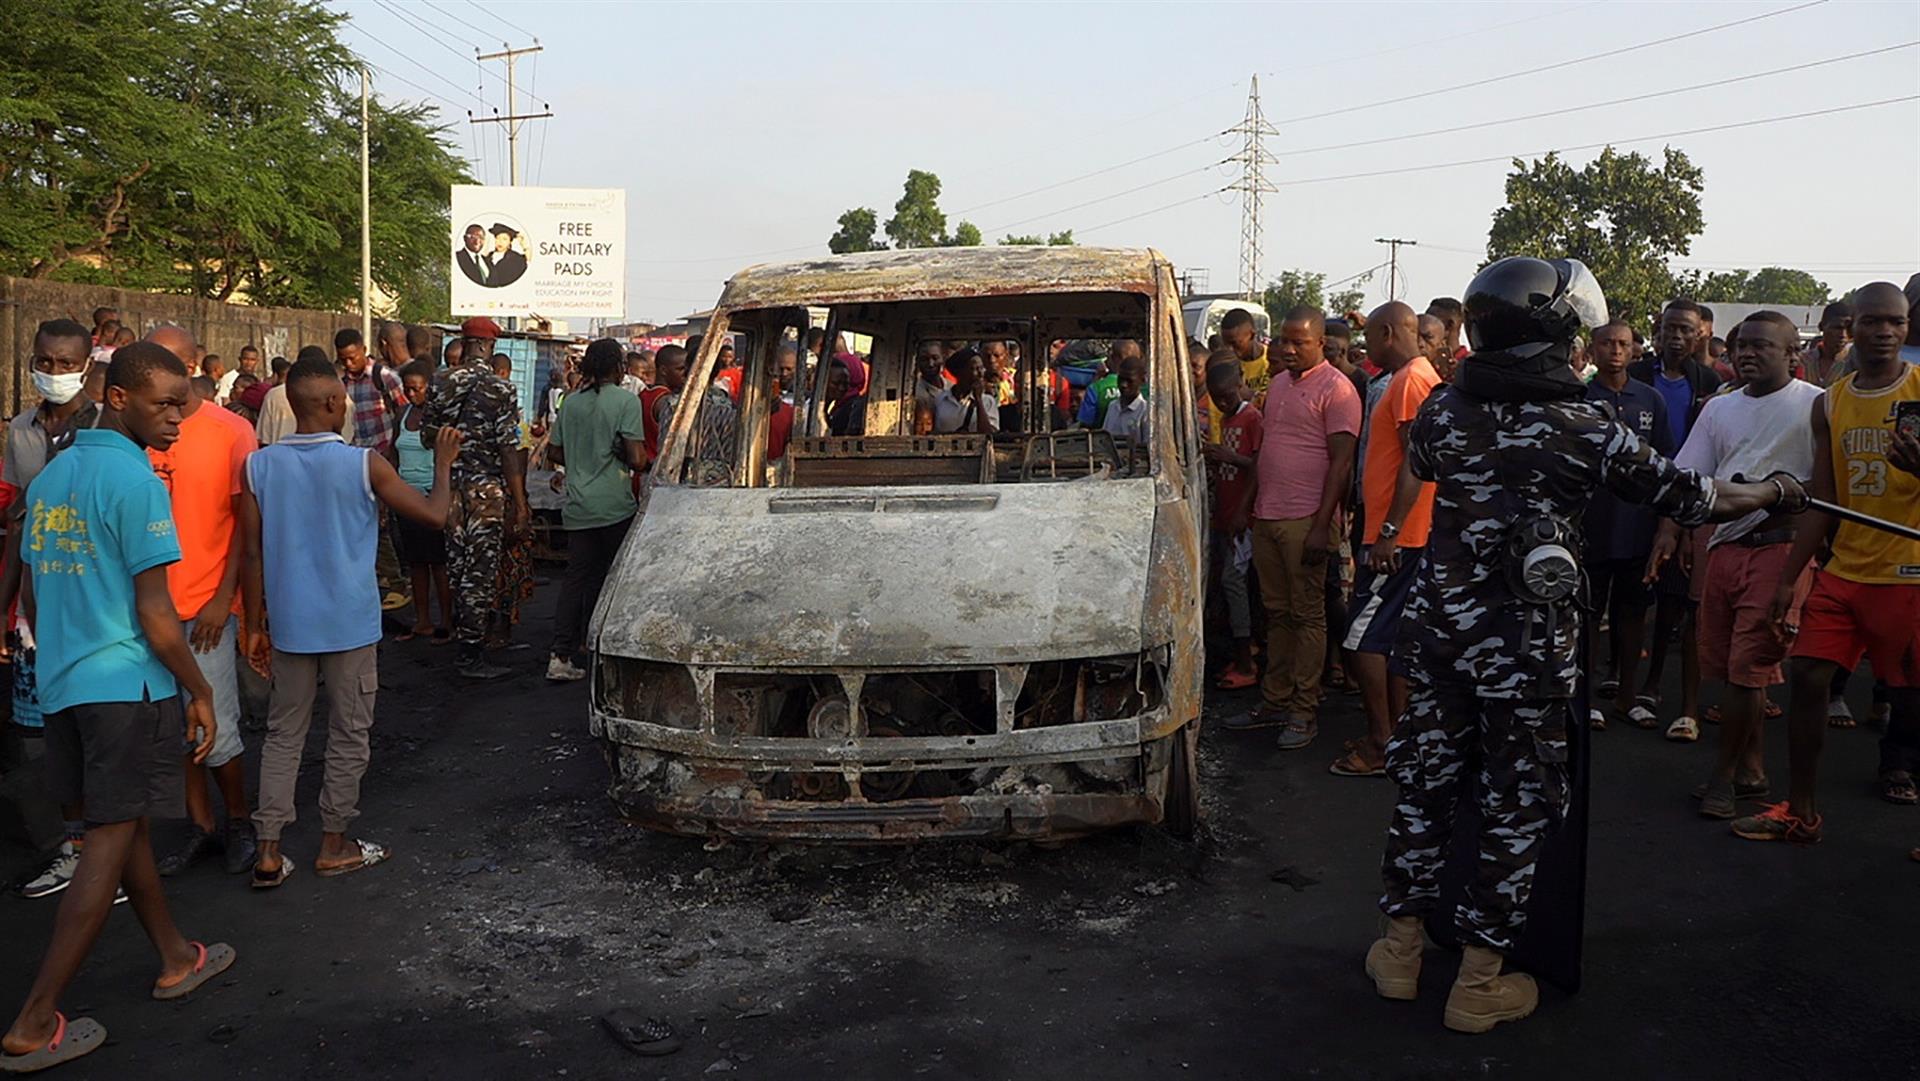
left=1274, top=40, right=1920, bottom=160
left=977, top=164, right=1225, bottom=236
left=1262, top=0, right=1604, bottom=82
left=951, top=136, right=1222, bottom=216
left=1273, top=0, right=1827, bottom=128
left=466, top=0, right=538, bottom=42
left=370, top=0, right=486, bottom=78
left=1075, top=188, right=1232, bottom=237
left=350, top=35, right=484, bottom=106
left=421, top=0, right=504, bottom=45
left=1265, top=95, right=1920, bottom=189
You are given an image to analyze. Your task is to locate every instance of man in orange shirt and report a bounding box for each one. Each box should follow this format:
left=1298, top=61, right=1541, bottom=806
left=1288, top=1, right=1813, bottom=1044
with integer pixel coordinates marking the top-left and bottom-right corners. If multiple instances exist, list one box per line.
left=1334, top=303, right=1440, bottom=777
left=145, top=327, right=258, bottom=876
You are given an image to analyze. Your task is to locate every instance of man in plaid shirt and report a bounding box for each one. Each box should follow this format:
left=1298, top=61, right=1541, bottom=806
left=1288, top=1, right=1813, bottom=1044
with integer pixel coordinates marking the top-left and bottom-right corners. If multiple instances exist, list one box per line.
left=333, top=327, right=403, bottom=456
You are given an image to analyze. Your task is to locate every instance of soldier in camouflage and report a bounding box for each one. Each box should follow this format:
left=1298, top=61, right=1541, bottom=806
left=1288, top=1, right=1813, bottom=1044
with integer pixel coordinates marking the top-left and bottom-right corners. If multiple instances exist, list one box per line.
left=1362, top=258, right=1804, bottom=1033
left=423, top=317, right=529, bottom=680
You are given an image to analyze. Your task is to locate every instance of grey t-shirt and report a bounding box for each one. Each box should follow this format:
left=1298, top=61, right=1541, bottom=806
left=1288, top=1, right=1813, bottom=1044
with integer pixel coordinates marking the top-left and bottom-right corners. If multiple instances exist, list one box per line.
left=3, top=401, right=101, bottom=490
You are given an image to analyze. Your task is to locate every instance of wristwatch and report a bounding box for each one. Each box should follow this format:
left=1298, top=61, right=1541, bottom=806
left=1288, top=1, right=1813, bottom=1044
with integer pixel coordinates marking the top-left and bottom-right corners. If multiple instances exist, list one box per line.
left=1378, top=520, right=1401, bottom=541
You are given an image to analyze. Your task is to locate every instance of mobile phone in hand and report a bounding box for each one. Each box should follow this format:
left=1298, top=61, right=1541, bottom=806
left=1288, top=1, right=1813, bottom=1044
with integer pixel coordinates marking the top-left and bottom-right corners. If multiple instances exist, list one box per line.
left=1896, top=400, right=1920, bottom=443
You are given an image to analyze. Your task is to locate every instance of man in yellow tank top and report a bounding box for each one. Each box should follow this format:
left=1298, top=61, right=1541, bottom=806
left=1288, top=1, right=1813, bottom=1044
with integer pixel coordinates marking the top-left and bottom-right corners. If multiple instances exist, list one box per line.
left=1732, top=283, right=1920, bottom=845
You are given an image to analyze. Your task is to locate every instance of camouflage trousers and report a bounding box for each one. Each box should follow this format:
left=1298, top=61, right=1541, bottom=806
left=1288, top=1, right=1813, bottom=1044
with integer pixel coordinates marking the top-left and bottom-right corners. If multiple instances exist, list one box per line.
left=446, top=478, right=506, bottom=647
left=1378, top=677, right=1571, bottom=952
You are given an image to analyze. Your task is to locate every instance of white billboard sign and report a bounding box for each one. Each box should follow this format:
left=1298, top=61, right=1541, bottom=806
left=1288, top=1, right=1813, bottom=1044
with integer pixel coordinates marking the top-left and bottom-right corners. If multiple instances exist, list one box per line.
left=450, top=185, right=625, bottom=318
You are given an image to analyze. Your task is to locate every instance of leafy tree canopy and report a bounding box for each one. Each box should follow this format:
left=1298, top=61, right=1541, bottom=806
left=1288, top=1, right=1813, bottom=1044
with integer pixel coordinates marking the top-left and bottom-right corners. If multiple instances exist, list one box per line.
left=1673, top=266, right=1832, bottom=307
left=0, top=0, right=473, bottom=321
left=828, top=207, right=883, bottom=254
left=1485, top=147, right=1704, bottom=327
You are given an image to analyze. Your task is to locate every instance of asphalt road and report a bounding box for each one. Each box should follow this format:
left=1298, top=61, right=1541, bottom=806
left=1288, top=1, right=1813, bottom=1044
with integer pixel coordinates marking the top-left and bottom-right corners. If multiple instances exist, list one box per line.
left=2, top=585, right=1915, bottom=1080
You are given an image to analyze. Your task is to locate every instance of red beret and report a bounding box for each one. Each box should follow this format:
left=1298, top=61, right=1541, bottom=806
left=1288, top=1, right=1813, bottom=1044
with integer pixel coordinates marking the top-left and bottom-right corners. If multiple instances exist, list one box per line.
left=460, top=316, right=502, bottom=339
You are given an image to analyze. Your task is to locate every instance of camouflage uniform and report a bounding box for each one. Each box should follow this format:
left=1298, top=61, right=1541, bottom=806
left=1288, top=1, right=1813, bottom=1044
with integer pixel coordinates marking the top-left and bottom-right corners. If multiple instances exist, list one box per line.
left=1379, top=385, right=1716, bottom=950
left=424, top=359, right=522, bottom=649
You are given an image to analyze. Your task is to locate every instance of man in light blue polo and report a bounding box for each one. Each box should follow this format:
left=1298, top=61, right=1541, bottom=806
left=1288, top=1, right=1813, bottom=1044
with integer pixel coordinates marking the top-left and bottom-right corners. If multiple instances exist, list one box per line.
left=1, top=342, right=233, bottom=1073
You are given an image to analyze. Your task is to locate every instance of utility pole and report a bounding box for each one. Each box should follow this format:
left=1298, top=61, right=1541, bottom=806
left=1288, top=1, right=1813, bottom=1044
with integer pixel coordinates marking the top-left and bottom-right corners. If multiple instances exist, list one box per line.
left=471, top=44, right=553, bottom=186
left=360, top=64, right=372, bottom=344
left=1226, top=76, right=1279, bottom=302
left=1374, top=237, right=1418, bottom=301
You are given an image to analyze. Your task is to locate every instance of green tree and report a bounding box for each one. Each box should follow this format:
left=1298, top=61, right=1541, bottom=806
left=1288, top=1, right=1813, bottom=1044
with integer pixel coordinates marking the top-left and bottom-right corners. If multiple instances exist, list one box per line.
left=1485, top=146, right=1705, bottom=326
left=884, top=169, right=948, bottom=249
left=0, top=0, right=472, bottom=319
left=943, top=220, right=982, bottom=247
left=1328, top=287, right=1368, bottom=317
left=1673, top=266, right=1831, bottom=306
left=998, top=230, right=1076, bottom=246
left=828, top=207, right=884, bottom=253
left=1260, top=269, right=1327, bottom=324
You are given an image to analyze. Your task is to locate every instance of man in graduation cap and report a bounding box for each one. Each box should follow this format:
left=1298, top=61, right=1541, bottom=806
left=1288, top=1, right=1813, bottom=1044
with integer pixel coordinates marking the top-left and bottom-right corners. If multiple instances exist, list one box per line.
left=483, top=223, right=528, bottom=288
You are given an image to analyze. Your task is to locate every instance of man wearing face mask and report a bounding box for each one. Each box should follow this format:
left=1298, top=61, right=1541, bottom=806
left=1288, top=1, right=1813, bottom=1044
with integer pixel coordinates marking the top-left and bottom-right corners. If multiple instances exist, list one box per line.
left=3, top=321, right=105, bottom=901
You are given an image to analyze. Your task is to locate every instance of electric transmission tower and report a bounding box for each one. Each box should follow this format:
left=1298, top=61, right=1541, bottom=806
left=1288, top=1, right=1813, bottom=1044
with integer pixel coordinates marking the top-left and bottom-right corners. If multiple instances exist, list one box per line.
left=1226, top=76, right=1279, bottom=301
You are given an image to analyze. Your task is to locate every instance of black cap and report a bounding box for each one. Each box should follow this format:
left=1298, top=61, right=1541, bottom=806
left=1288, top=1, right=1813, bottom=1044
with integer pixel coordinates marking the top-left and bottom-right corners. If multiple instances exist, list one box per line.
left=490, top=223, right=518, bottom=238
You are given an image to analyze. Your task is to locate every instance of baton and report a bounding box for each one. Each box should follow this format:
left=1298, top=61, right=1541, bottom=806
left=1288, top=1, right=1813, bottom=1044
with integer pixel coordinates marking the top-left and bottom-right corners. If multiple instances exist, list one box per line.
left=1806, top=498, right=1920, bottom=543
left=1732, top=473, right=1920, bottom=544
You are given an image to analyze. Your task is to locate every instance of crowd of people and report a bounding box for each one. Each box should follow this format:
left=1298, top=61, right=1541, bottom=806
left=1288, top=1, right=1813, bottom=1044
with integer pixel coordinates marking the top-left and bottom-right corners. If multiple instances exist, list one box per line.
left=1183, top=269, right=1918, bottom=1032
left=0, top=310, right=662, bottom=1069
left=1194, top=279, right=1919, bottom=867
left=0, top=268, right=1915, bottom=1062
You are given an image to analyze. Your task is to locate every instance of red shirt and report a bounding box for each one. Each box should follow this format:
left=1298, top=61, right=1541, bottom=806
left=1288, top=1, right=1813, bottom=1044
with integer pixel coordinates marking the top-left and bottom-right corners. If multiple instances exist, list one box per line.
left=1211, top=401, right=1263, bottom=531
left=768, top=400, right=794, bottom=460
left=640, top=385, right=672, bottom=455
left=714, top=366, right=744, bottom=403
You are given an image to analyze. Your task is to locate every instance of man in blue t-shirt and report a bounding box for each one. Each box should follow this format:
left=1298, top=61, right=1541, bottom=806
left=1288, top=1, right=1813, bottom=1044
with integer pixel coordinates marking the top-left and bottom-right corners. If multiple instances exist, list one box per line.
left=1, top=343, right=233, bottom=1073
left=1584, top=321, right=1674, bottom=727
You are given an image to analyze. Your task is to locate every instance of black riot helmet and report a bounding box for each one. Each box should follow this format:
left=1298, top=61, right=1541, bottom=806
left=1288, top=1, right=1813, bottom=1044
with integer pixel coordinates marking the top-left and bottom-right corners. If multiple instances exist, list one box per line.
left=1463, top=257, right=1607, bottom=358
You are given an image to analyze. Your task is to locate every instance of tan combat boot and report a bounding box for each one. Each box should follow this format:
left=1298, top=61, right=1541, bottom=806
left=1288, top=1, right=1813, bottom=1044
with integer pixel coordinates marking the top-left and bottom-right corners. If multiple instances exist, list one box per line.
left=1364, top=915, right=1424, bottom=1000
left=1443, top=945, right=1538, bottom=1033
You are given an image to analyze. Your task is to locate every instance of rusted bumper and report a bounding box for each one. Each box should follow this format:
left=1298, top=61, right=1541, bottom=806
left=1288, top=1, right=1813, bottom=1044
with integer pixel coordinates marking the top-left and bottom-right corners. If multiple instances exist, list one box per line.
left=609, top=785, right=1162, bottom=843
left=592, top=708, right=1177, bottom=843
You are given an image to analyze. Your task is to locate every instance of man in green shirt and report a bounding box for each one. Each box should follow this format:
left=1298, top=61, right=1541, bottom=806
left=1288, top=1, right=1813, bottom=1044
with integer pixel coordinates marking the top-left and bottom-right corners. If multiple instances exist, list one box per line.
left=545, top=339, right=648, bottom=682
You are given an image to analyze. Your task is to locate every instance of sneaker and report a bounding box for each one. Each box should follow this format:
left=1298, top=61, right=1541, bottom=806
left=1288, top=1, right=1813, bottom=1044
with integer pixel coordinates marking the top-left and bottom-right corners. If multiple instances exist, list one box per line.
left=223, top=819, right=258, bottom=876
left=20, top=843, right=78, bottom=898
left=546, top=655, right=587, bottom=683
left=1698, top=781, right=1737, bottom=820
left=457, top=648, right=512, bottom=681
left=1827, top=697, right=1853, bottom=724
left=1665, top=716, right=1700, bottom=743
left=1692, top=777, right=1769, bottom=801
left=1221, top=708, right=1284, bottom=731
left=157, top=825, right=220, bottom=877
left=1731, top=802, right=1823, bottom=844
left=1276, top=716, right=1318, bottom=751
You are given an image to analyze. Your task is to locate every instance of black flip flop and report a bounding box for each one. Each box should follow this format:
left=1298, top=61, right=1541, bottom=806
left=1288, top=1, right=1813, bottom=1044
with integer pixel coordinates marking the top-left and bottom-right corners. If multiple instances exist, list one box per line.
left=601, top=1009, right=682, bottom=1057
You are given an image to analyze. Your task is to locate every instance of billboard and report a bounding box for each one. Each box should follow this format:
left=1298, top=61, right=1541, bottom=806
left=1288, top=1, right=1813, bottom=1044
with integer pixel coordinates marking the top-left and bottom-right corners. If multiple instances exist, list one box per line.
left=450, top=185, right=625, bottom=318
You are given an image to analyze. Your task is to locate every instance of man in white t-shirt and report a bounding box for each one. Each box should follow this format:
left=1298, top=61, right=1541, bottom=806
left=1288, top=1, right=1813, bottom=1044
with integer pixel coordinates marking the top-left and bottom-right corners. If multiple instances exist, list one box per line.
left=1646, top=312, right=1823, bottom=814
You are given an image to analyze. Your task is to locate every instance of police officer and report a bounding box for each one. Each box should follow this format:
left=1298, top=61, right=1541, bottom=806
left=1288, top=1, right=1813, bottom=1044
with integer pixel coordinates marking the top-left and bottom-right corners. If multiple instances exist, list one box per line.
left=1361, top=258, right=1807, bottom=1032
left=424, top=316, right=529, bottom=680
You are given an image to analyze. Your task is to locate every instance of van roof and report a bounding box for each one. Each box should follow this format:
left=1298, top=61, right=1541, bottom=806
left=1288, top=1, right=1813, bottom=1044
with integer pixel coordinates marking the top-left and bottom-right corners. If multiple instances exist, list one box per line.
left=717, top=246, right=1167, bottom=310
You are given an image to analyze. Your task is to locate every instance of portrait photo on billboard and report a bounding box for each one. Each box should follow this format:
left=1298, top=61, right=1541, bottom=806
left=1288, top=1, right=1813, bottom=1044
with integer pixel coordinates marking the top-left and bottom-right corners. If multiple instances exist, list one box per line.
left=454, top=216, right=530, bottom=289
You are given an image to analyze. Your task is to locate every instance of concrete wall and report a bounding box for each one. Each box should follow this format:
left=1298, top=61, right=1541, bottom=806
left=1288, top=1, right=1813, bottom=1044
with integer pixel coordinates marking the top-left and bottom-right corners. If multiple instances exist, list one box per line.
left=0, top=277, right=362, bottom=415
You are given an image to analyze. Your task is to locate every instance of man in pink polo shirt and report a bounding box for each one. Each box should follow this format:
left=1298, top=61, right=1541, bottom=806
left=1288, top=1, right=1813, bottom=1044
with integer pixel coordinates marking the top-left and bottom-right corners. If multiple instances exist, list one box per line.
left=1225, top=306, right=1362, bottom=748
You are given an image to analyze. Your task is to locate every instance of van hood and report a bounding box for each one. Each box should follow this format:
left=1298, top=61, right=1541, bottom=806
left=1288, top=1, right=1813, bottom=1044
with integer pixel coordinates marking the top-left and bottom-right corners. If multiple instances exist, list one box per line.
left=592, top=479, right=1157, bottom=667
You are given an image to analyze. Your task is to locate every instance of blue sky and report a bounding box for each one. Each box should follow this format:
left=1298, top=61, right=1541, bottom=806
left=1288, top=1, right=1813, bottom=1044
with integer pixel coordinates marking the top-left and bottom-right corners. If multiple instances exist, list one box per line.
left=336, top=0, right=1920, bottom=322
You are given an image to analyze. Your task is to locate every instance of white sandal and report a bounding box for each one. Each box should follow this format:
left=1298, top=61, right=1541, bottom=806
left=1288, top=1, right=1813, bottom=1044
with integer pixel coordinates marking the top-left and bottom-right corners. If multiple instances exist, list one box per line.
left=1666, top=716, right=1700, bottom=743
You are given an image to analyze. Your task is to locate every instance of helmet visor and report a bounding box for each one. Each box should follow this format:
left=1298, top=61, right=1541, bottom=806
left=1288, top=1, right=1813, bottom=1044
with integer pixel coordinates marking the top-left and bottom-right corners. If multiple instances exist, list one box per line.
left=1559, top=259, right=1608, bottom=329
